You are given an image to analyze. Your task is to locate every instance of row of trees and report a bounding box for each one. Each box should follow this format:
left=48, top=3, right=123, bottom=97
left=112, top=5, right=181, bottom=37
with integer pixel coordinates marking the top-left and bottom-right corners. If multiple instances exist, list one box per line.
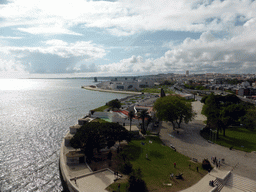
left=70, top=122, right=130, bottom=162
left=201, top=93, right=256, bottom=138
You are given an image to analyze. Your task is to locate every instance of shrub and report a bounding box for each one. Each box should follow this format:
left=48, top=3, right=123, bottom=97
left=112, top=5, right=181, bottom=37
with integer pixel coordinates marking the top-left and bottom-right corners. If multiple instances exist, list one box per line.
left=202, top=159, right=212, bottom=170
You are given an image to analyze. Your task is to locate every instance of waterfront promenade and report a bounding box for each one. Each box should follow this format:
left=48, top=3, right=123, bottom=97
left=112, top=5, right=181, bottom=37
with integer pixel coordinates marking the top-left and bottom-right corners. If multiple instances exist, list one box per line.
left=60, top=132, right=117, bottom=192
left=60, top=91, right=256, bottom=191
left=82, top=86, right=142, bottom=95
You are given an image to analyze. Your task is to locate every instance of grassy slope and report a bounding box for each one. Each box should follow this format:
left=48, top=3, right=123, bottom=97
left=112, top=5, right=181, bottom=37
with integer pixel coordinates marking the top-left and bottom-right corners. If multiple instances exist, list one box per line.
left=141, top=86, right=174, bottom=94
left=92, top=105, right=109, bottom=112
left=216, top=127, right=256, bottom=152
left=108, top=136, right=207, bottom=192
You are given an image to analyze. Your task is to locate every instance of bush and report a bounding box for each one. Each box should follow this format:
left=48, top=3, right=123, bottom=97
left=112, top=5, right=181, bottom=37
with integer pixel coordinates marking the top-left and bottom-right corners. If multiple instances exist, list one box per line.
left=202, top=159, right=212, bottom=170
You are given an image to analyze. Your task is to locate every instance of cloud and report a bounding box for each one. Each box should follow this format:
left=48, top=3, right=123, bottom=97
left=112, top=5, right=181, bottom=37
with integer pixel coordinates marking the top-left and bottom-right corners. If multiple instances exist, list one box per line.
left=0, top=56, right=28, bottom=78
left=0, top=40, right=106, bottom=74
left=17, top=25, right=83, bottom=36
left=0, top=36, right=22, bottom=39
left=1, top=0, right=256, bottom=36
left=3, top=40, right=106, bottom=59
left=98, top=26, right=256, bottom=75
left=1, top=0, right=256, bottom=77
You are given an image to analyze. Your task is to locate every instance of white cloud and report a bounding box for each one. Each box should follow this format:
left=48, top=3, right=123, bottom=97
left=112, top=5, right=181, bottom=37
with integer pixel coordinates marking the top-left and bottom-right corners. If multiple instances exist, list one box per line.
left=1, top=40, right=106, bottom=59
left=1, top=0, right=256, bottom=36
left=98, top=26, right=256, bottom=75
left=0, top=40, right=106, bottom=74
left=1, top=0, right=256, bottom=76
left=0, top=57, right=28, bottom=78
left=18, top=25, right=83, bottom=36
left=0, top=36, right=22, bottom=39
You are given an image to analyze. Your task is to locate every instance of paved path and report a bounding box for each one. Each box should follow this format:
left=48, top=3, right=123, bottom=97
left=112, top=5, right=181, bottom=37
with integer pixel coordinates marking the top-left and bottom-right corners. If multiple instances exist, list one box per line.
left=180, top=168, right=230, bottom=192
left=82, top=86, right=141, bottom=95
left=159, top=101, right=256, bottom=181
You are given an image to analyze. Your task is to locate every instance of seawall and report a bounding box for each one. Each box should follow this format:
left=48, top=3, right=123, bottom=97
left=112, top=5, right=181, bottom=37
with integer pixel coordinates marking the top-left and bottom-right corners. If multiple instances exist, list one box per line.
left=81, top=86, right=142, bottom=95
left=59, top=132, right=80, bottom=192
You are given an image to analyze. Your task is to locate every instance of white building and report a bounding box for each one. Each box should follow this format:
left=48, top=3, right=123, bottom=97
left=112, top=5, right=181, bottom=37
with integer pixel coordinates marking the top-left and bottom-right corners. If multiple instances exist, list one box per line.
left=97, top=79, right=155, bottom=91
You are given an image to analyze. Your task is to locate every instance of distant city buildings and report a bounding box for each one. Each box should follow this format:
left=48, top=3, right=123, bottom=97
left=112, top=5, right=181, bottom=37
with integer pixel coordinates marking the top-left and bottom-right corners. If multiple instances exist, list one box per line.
left=93, top=73, right=256, bottom=100
left=96, top=77, right=155, bottom=91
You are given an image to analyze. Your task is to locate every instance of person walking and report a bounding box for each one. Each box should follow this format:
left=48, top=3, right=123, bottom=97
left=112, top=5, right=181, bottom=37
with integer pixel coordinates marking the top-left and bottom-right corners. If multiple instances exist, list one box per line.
left=174, top=162, right=176, bottom=168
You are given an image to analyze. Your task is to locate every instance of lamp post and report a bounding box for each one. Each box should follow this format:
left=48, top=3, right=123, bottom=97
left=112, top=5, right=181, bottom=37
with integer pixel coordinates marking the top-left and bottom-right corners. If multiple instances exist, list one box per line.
left=210, top=129, right=217, bottom=143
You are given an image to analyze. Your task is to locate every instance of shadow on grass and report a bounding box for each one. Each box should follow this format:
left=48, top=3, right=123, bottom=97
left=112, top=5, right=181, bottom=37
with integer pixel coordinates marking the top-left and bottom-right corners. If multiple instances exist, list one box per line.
left=149, top=150, right=164, bottom=159
left=217, top=135, right=256, bottom=152
left=122, top=143, right=142, bottom=161
left=228, top=127, right=254, bottom=133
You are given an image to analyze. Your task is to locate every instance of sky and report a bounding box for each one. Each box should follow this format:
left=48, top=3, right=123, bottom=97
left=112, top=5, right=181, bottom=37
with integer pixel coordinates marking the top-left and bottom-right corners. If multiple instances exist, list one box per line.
left=0, top=0, right=256, bottom=78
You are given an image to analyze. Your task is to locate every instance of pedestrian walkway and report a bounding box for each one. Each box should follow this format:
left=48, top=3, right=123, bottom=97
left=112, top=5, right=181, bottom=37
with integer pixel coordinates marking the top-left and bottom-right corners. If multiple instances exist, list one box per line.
left=224, top=173, right=256, bottom=192
left=71, top=169, right=117, bottom=192
left=180, top=168, right=256, bottom=192
left=159, top=101, right=256, bottom=180
left=159, top=101, right=256, bottom=191
left=180, top=168, right=230, bottom=192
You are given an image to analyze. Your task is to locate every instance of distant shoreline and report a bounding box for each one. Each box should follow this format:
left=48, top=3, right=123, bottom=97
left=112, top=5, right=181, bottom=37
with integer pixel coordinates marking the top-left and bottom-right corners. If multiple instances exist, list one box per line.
left=81, top=86, right=142, bottom=95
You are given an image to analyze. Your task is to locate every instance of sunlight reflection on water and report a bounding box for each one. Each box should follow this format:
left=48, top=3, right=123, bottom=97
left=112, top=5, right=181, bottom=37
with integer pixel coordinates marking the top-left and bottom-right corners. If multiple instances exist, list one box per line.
left=0, top=79, right=128, bottom=191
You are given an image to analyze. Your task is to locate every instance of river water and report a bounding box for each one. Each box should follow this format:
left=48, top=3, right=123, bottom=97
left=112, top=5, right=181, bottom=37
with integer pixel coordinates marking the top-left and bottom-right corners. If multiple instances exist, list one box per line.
left=0, top=78, right=129, bottom=192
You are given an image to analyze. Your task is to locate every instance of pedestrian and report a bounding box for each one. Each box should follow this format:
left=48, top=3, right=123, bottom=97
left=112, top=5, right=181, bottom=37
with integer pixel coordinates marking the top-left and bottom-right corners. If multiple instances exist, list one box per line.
left=118, top=183, right=120, bottom=192
left=196, top=166, right=199, bottom=172
left=74, top=177, right=77, bottom=184
left=189, top=164, right=191, bottom=169
left=174, top=162, right=176, bottom=168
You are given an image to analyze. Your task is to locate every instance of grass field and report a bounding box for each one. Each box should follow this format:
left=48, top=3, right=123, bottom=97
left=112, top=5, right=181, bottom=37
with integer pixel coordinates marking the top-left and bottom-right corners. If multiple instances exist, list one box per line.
left=215, top=127, right=256, bottom=152
left=141, top=86, right=174, bottom=94
left=92, top=105, right=109, bottom=112
left=107, top=136, right=207, bottom=192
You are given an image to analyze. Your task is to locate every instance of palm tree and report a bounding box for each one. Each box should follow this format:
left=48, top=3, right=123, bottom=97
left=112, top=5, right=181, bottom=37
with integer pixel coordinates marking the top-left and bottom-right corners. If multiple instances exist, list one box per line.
left=128, top=110, right=135, bottom=132
left=138, top=109, right=150, bottom=134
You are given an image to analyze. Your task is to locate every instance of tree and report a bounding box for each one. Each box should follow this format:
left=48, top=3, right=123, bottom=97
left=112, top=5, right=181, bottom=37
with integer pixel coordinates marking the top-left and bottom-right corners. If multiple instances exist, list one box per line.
left=154, top=95, right=195, bottom=129
left=138, top=110, right=150, bottom=134
left=201, top=93, right=222, bottom=137
left=241, top=107, right=256, bottom=130
left=201, top=93, right=249, bottom=137
left=128, top=110, right=135, bottom=132
left=160, top=88, right=166, bottom=97
left=107, top=99, right=121, bottom=110
left=70, top=122, right=130, bottom=161
left=128, top=168, right=147, bottom=192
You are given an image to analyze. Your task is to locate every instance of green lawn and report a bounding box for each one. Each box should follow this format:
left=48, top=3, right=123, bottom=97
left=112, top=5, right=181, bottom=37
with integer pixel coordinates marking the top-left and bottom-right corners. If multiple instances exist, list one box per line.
left=108, top=136, right=207, bottom=192
left=92, top=105, right=109, bottom=112
left=215, top=127, right=256, bottom=152
left=141, top=86, right=174, bottom=94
